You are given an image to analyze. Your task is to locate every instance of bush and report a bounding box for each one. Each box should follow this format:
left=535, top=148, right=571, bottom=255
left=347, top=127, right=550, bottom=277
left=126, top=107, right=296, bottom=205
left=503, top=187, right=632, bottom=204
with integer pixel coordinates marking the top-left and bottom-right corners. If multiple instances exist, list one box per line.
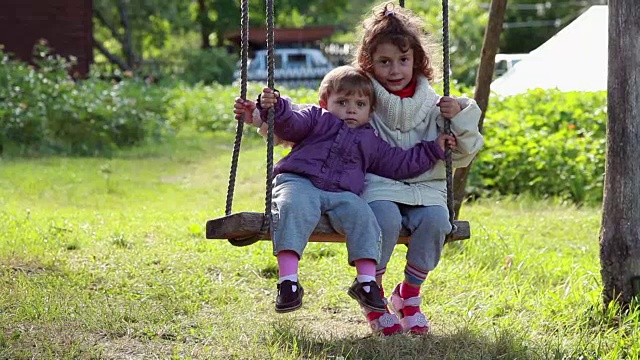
left=166, top=82, right=318, bottom=133
left=0, top=49, right=609, bottom=206
left=470, top=89, right=607, bottom=205
left=44, top=79, right=169, bottom=154
left=0, top=45, right=171, bottom=156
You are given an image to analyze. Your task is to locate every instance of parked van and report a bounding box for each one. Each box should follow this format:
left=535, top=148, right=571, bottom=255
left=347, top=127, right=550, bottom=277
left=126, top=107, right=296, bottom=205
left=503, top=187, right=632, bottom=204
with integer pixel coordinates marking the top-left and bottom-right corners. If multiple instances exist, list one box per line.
left=234, top=48, right=334, bottom=88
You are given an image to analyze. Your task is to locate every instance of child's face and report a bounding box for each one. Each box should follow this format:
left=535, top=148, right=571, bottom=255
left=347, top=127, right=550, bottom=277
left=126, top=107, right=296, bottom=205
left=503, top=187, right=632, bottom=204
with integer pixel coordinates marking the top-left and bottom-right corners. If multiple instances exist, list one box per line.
left=371, top=43, right=415, bottom=92
left=323, top=90, right=372, bottom=129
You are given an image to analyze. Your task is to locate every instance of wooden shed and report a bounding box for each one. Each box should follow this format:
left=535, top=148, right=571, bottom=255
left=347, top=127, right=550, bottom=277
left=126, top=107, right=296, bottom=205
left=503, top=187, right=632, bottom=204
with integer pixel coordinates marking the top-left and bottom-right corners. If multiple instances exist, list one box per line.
left=0, top=0, right=93, bottom=77
left=224, top=26, right=335, bottom=50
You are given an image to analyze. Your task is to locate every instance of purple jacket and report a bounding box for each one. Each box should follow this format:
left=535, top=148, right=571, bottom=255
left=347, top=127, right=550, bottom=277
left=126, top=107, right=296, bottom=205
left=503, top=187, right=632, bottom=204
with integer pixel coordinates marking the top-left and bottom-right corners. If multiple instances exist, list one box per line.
left=259, top=98, right=445, bottom=195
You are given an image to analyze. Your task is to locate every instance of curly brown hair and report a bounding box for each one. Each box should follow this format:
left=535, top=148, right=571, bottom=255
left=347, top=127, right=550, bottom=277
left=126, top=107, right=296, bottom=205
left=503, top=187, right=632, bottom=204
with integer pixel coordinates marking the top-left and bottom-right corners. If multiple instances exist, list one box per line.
left=352, top=2, right=440, bottom=83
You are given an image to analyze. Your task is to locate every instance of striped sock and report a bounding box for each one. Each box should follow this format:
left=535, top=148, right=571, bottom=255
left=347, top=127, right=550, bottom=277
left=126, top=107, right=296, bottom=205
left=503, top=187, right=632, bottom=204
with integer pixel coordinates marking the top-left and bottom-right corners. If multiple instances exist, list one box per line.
left=375, top=267, right=386, bottom=285
left=401, top=264, right=428, bottom=320
left=400, top=281, right=420, bottom=299
left=403, top=263, right=428, bottom=286
left=399, top=281, right=421, bottom=318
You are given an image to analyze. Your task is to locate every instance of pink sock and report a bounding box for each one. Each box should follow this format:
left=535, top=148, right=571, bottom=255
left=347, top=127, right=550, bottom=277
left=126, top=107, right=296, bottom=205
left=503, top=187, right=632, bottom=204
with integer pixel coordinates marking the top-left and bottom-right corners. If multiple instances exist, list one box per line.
left=354, top=258, right=377, bottom=278
left=277, top=250, right=299, bottom=278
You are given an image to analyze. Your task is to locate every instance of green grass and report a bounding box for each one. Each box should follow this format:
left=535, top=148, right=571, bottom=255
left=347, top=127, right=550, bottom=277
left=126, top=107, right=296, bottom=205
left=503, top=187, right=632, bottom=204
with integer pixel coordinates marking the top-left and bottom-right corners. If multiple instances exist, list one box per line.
left=1, top=132, right=639, bottom=360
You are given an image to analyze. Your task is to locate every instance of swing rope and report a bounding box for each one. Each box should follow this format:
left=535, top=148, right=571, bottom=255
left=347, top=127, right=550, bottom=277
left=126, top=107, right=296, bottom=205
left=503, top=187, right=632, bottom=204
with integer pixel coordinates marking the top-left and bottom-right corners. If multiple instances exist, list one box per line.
left=262, top=0, right=276, bottom=237
left=441, top=0, right=457, bottom=233
left=224, top=0, right=249, bottom=218
left=223, top=0, right=275, bottom=246
left=223, top=0, right=457, bottom=245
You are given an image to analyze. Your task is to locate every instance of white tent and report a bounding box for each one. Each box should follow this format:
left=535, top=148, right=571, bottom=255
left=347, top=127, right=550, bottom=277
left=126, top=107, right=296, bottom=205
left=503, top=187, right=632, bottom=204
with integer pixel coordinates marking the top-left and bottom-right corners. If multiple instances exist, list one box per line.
left=491, top=5, right=608, bottom=96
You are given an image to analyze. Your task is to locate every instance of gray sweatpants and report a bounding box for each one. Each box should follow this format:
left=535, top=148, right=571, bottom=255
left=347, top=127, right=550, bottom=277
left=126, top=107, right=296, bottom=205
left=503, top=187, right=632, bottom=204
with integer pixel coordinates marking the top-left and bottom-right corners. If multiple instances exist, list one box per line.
left=369, top=200, right=451, bottom=273
left=271, top=173, right=382, bottom=265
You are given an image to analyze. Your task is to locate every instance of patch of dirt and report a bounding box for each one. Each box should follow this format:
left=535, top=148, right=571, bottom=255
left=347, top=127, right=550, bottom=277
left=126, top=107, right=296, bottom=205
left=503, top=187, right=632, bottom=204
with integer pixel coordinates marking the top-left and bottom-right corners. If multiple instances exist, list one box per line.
left=0, top=257, right=55, bottom=275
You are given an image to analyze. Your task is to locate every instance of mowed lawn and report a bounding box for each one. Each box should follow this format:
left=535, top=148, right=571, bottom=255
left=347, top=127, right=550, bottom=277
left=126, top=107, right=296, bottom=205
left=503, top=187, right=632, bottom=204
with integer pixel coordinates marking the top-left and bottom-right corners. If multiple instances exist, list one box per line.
left=1, top=132, right=638, bottom=360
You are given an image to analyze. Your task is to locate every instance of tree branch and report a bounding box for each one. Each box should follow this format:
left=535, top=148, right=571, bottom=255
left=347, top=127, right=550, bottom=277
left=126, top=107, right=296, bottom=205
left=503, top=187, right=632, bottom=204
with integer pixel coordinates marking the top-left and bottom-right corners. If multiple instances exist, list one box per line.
left=94, top=7, right=124, bottom=44
left=93, top=36, right=131, bottom=72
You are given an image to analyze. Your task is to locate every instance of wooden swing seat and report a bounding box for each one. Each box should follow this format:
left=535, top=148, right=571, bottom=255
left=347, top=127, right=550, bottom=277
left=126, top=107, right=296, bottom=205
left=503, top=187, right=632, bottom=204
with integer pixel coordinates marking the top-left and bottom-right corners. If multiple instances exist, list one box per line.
left=206, top=212, right=470, bottom=244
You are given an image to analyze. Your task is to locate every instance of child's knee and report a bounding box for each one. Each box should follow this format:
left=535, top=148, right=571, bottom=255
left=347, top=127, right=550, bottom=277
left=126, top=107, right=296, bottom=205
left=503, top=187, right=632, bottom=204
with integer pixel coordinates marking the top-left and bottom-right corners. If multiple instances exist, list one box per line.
left=372, top=207, right=402, bottom=232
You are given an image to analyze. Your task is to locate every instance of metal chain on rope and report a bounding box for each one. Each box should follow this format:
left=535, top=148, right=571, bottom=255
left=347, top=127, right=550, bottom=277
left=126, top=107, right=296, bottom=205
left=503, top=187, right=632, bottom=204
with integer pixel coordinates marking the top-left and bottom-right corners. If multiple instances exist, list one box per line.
left=441, top=0, right=458, bottom=235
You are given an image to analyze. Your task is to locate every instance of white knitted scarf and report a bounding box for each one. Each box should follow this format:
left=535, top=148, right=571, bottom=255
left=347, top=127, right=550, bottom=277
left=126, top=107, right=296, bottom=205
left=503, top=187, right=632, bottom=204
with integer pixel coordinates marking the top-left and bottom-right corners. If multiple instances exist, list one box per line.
left=371, top=76, right=439, bottom=132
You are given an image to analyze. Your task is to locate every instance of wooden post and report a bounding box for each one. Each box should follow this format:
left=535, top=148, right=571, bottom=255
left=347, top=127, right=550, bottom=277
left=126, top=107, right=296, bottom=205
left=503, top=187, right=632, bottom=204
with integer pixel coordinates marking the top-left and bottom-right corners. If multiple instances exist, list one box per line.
left=599, top=0, right=640, bottom=307
left=452, top=0, right=507, bottom=217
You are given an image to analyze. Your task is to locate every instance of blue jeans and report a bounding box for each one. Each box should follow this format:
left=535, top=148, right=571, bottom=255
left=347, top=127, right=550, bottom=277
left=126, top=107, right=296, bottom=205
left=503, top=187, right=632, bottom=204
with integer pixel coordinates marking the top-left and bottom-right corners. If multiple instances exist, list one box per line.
left=369, top=200, right=451, bottom=273
left=271, top=173, right=382, bottom=265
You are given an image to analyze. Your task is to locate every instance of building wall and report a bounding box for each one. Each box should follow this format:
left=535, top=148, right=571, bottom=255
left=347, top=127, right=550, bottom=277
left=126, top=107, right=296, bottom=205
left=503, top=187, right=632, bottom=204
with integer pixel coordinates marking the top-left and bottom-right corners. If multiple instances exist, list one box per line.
left=0, top=0, right=93, bottom=77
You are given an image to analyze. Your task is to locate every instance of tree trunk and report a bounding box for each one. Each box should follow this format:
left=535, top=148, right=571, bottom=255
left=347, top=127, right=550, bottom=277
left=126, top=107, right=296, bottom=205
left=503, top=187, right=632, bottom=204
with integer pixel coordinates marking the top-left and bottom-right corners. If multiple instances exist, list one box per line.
left=600, top=0, right=640, bottom=308
left=452, top=0, right=507, bottom=217
left=198, top=0, right=212, bottom=49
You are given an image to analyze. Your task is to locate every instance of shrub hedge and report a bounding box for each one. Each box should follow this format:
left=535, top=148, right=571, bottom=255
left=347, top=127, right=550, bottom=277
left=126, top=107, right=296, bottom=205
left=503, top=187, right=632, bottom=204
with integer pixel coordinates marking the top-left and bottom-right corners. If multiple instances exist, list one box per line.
left=0, top=46, right=170, bottom=156
left=472, top=89, right=606, bottom=204
left=173, top=85, right=607, bottom=205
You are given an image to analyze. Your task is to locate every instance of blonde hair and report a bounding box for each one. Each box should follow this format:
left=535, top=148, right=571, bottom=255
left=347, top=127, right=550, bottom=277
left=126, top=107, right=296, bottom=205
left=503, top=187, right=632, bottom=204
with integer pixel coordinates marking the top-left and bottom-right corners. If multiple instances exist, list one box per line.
left=352, top=2, right=440, bottom=82
left=318, top=65, right=376, bottom=110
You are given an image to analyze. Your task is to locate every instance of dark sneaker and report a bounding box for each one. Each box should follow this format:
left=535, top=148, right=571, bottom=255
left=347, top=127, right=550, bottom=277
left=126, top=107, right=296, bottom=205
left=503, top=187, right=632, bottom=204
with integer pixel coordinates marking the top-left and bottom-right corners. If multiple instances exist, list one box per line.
left=275, top=280, right=304, bottom=313
left=347, top=279, right=386, bottom=312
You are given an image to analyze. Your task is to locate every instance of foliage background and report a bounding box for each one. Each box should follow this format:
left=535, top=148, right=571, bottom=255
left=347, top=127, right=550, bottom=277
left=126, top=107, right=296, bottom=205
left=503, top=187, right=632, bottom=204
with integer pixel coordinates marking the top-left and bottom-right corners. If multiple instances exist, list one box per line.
left=0, top=49, right=607, bottom=205
left=1, top=0, right=610, bottom=203
left=90, top=0, right=606, bottom=87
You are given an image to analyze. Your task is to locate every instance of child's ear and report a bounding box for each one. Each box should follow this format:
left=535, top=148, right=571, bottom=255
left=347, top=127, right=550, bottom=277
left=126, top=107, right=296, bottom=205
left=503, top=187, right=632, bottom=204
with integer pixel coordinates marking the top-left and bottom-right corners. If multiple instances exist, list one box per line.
left=319, top=99, right=327, bottom=109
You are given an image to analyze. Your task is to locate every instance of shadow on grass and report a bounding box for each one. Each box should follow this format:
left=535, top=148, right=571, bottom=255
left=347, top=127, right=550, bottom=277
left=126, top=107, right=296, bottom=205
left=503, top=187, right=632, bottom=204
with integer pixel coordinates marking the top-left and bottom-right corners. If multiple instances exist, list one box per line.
left=267, top=320, right=547, bottom=360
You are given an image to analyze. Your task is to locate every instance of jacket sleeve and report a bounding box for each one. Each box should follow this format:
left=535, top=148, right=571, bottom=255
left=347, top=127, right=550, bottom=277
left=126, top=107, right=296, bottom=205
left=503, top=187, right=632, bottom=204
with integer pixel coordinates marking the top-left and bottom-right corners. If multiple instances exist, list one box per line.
left=368, top=137, right=445, bottom=180
left=435, top=97, right=485, bottom=168
left=258, top=97, right=317, bottom=143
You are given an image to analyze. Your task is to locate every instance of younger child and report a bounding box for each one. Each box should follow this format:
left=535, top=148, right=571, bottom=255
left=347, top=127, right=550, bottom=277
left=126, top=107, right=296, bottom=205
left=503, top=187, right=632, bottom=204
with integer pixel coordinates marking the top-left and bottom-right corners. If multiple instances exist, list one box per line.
left=234, top=66, right=455, bottom=321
